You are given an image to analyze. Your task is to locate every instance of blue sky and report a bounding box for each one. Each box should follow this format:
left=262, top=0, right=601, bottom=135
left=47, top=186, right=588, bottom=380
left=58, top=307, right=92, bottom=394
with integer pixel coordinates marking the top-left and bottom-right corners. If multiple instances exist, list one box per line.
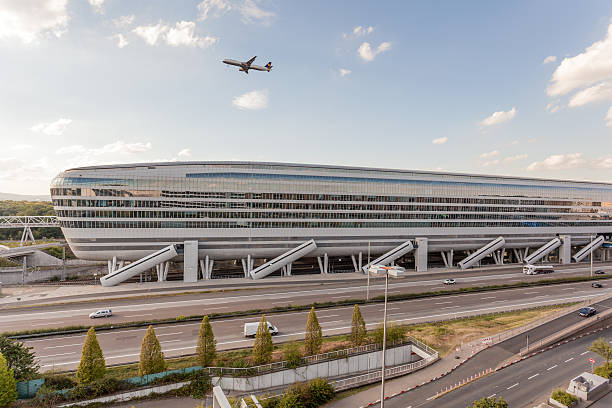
left=1, top=0, right=612, bottom=194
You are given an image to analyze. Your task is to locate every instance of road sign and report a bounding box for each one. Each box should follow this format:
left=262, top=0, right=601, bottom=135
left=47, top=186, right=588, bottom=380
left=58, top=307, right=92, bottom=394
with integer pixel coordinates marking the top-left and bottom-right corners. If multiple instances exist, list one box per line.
left=590, top=357, right=595, bottom=364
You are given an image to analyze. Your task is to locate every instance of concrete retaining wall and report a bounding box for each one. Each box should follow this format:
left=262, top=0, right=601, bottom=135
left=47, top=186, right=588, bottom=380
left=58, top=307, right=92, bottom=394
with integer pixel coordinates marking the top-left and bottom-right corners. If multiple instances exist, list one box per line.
left=212, top=343, right=418, bottom=392
left=0, top=264, right=106, bottom=284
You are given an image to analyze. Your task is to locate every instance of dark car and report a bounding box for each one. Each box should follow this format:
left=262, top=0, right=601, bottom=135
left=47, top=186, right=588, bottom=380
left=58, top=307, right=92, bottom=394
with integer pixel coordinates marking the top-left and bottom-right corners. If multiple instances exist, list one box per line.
left=578, top=307, right=597, bottom=317
left=592, top=282, right=603, bottom=288
left=595, top=269, right=606, bottom=275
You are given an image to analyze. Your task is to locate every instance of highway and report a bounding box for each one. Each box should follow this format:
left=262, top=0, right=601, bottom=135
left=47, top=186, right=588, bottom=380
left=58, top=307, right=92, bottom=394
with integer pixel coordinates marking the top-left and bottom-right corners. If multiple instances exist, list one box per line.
left=0, top=263, right=609, bottom=332
left=24, top=281, right=611, bottom=371
left=418, top=328, right=612, bottom=408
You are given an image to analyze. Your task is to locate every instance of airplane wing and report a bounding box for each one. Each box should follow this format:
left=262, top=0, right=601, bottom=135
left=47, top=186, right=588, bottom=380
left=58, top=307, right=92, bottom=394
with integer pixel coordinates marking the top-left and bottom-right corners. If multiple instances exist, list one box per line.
left=222, top=59, right=243, bottom=67
left=246, top=56, right=257, bottom=66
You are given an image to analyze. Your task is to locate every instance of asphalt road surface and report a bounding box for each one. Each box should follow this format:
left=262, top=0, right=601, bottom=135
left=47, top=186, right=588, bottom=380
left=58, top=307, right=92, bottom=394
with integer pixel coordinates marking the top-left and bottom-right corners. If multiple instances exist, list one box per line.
left=418, top=328, right=612, bottom=408
left=1, top=264, right=609, bottom=332
left=25, top=281, right=611, bottom=371
left=365, top=296, right=612, bottom=408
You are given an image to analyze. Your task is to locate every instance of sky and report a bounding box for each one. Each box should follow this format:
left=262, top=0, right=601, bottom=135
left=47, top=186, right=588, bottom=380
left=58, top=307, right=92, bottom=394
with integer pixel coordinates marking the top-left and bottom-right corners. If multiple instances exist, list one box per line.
left=1, top=0, right=612, bottom=194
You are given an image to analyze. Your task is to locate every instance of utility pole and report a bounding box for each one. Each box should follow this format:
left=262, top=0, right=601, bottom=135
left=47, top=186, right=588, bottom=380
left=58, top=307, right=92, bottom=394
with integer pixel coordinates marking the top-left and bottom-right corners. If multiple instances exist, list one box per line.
left=366, top=241, right=371, bottom=301
left=590, top=235, right=594, bottom=278
left=380, top=266, right=390, bottom=408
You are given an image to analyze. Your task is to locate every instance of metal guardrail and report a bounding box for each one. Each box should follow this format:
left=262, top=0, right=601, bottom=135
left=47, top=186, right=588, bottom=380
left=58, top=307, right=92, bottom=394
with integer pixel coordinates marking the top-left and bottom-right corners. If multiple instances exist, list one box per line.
left=201, top=338, right=420, bottom=377
left=332, top=354, right=439, bottom=391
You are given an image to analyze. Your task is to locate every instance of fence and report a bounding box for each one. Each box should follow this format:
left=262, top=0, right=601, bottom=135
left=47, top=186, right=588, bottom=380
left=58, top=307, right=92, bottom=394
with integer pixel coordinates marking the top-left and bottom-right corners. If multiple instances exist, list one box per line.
left=331, top=353, right=439, bottom=392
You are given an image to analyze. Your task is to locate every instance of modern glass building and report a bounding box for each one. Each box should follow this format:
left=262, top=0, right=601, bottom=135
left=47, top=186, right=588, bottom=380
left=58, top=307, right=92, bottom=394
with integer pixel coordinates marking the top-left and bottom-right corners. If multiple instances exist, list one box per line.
left=50, top=161, right=612, bottom=276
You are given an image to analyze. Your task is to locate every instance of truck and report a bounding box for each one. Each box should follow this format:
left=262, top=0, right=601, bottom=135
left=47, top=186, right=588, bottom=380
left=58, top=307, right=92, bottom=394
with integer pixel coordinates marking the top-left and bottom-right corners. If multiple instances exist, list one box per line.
left=244, top=321, right=279, bottom=338
left=522, top=264, right=554, bottom=275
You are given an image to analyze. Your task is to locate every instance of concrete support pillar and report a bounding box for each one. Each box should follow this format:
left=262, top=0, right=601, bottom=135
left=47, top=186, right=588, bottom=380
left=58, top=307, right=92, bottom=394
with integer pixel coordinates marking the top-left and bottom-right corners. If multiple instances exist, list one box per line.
left=183, top=240, right=198, bottom=283
left=107, top=260, right=112, bottom=274
left=281, top=262, right=293, bottom=277
left=317, top=253, right=329, bottom=274
left=415, top=237, right=428, bottom=272
left=559, top=235, right=571, bottom=264
left=111, top=256, right=117, bottom=273
left=513, top=248, right=524, bottom=263
left=358, top=252, right=363, bottom=272
left=441, top=252, right=449, bottom=268
left=351, top=255, right=359, bottom=272
left=449, top=249, right=454, bottom=266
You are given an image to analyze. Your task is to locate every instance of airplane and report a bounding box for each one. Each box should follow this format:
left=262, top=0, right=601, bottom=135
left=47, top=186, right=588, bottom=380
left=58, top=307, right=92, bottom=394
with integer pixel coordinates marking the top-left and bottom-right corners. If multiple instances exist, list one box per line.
left=222, top=56, right=273, bottom=74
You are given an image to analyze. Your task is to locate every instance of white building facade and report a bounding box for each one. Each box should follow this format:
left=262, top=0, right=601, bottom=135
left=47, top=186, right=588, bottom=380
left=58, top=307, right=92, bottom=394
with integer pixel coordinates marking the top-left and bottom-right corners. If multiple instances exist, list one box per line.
left=50, top=162, right=612, bottom=280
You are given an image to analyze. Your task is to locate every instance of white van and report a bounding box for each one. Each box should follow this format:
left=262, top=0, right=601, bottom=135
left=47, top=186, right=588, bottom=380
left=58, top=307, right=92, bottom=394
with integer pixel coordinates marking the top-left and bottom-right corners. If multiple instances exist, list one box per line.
left=89, top=309, right=113, bottom=319
left=244, top=321, right=278, bottom=337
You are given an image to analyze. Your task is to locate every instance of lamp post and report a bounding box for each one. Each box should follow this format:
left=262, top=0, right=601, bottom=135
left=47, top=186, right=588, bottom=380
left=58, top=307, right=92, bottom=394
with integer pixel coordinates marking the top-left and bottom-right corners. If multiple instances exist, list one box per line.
left=373, top=265, right=393, bottom=408
left=590, top=235, right=594, bottom=278
left=366, top=241, right=371, bottom=301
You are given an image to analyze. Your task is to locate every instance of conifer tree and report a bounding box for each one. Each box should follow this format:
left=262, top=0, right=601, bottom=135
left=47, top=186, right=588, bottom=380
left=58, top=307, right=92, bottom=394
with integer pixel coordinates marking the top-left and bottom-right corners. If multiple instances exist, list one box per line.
left=196, top=315, right=216, bottom=367
left=76, top=327, right=105, bottom=385
left=304, top=307, right=322, bottom=355
left=350, top=304, right=367, bottom=347
left=252, top=315, right=273, bottom=365
left=0, top=351, right=17, bottom=407
left=138, top=325, right=166, bottom=375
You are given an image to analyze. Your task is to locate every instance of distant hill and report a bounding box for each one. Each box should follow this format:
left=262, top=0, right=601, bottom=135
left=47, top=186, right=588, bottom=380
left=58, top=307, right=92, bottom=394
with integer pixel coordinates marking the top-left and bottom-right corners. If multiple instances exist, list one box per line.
left=0, top=192, right=51, bottom=201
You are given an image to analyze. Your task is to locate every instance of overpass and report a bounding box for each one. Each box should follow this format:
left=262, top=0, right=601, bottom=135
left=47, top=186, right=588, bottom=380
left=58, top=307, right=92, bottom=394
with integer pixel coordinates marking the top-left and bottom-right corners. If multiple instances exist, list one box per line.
left=0, top=216, right=60, bottom=246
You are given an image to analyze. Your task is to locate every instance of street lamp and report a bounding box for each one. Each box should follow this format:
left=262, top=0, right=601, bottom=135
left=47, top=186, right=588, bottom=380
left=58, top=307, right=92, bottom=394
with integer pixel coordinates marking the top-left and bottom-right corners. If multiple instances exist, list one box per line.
left=590, top=235, right=594, bottom=278
left=366, top=241, right=371, bottom=301
left=369, top=265, right=393, bottom=408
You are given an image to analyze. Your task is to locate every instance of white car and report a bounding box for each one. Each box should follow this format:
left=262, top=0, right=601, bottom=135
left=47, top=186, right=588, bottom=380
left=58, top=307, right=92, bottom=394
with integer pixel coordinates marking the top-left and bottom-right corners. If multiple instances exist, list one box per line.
left=89, top=309, right=112, bottom=319
left=443, top=279, right=456, bottom=285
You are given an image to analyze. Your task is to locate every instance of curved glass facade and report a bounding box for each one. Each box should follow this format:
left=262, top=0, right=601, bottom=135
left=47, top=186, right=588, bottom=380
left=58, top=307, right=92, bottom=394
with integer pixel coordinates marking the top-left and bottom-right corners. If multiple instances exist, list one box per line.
left=49, top=161, right=612, bottom=261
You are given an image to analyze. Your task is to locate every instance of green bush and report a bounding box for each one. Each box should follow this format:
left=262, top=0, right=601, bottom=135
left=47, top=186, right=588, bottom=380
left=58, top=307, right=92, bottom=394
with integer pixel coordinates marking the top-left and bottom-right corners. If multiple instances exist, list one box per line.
left=188, top=371, right=212, bottom=399
left=307, top=378, right=334, bottom=406
left=277, top=392, right=306, bottom=408
left=594, top=364, right=612, bottom=378
left=283, top=341, right=304, bottom=369
left=551, top=389, right=578, bottom=406
left=35, top=385, right=66, bottom=407
left=371, top=321, right=407, bottom=346
left=68, top=377, right=131, bottom=401
left=42, top=374, right=76, bottom=390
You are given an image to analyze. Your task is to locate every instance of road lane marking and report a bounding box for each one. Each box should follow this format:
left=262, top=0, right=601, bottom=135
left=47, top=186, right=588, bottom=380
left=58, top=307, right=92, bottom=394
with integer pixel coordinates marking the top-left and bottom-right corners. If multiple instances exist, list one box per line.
left=378, top=308, right=401, bottom=312
left=442, top=306, right=460, bottom=309
left=319, top=320, right=345, bottom=325
left=524, top=292, right=539, bottom=294
left=319, top=314, right=341, bottom=318
left=481, top=297, right=495, bottom=300
left=507, top=383, right=519, bottom=389
left=426, top=396, right=435, bottom=401
left=123, top=314, right=154, bottom=318
left=547, top=365, right=557, bottom=370
left=156, top=332, right=183, bottom=337
left=435, top=301, right=453, bottom=305
left=488, top=394, right=496, bottom=398
left=160, top=339, right=183, bottom=344
left=31, top=321, right=64, bottom=326
left=527, top=373, right=539, bottom=380
left=561, top=288, right=576, bottom=290
left=580, top=351, right=589, bottom=355
left=39, top=352, right=76, bottom=358
left=44, top=343, right=82, bottom=349
left=565, top=357, right=574, bottom=362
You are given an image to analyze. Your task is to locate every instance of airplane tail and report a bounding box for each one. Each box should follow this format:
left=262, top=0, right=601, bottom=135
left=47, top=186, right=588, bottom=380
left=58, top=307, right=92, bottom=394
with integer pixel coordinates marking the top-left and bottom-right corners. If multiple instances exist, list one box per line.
left=265, top=62, right=273, bottom=70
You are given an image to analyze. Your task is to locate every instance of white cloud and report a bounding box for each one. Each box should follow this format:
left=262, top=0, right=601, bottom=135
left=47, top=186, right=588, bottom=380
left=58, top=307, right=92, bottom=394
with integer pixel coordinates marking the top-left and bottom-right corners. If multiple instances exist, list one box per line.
left=113, top=33, right=128, bottom=48
left=503, top=154, right=528, bottom=163
left=606, top=106, right=612, bottom=127
left=546, top=101, right=560, bottom=113
left=480, top=150, right=499, bottom=158
left=133, top=21, right=217, bottom=48
left=527, top=153, right=585, bottom=171
left=478, top=107, right=517, bottom=127
left=165, top=21, right=217, bottom=48
left=542, top=55, right=557, bottom=64
left=339, top=68, right=351, bottom=77
left=482, top=159, right=500, bottom=167
left=113, top=15, right=135, bottom=28
left=30, top=118, right=72, bottom=136
left=88, top=0, right=104, bottom=14
left=56, top=141, right=152, bottom=156
left=593, top=156, right=612, bottom=168
left=197, top=0, right=275, bottom=25
left=232, top=89, right=268, bottom=110
left=432, top=137, right=448, bottom=145
left=358, top=41, right=392, bottom=62
left=132, top=23, right=167, bottom=46
left=547, top=20, right=612, bottom=97
left=177, top=148, right=191, bottom=157
left=567, top=82, right=612, bottom=107
left=353, top=25, right=374, bottom=37
left=0, top=0, right=69, bottom=44
left=10, top=144, right=32, bottom=151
